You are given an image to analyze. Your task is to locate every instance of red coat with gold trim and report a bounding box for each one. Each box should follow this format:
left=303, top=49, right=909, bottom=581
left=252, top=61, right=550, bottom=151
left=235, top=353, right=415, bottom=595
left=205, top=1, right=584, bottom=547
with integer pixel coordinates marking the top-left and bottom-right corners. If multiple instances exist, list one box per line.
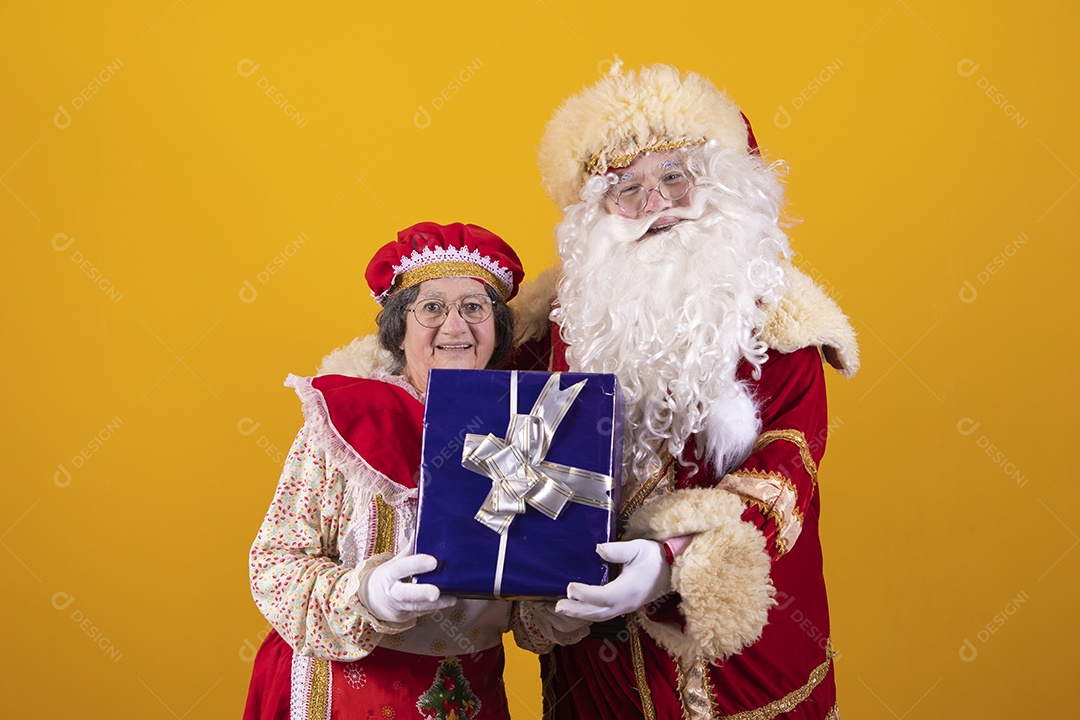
left=510, top=265, right=858, bottom=720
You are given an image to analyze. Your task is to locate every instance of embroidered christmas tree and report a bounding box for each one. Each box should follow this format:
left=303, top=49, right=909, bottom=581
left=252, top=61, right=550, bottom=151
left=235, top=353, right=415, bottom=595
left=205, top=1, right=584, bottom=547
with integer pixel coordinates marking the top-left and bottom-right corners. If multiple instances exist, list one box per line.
left=416, top=657, right=481, bottom=720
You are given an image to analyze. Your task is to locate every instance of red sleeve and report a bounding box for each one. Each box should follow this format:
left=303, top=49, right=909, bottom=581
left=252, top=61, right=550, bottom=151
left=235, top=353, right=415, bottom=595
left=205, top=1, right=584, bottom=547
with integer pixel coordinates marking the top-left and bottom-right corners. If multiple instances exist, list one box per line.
left=727, top=346, right=828, bottom=560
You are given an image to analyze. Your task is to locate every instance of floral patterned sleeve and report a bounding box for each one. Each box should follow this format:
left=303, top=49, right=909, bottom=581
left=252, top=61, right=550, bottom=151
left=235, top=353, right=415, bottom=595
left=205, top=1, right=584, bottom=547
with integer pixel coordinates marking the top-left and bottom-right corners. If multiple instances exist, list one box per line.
left=249, top=423, right=388, bottom=661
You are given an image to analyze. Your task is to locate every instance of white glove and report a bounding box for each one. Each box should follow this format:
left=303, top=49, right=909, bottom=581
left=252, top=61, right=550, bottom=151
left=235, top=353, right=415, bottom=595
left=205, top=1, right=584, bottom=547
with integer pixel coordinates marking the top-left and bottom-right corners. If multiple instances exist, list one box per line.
left=357, top=553, right=457, bottom=625
left=555, top=539, right=672, bottom=622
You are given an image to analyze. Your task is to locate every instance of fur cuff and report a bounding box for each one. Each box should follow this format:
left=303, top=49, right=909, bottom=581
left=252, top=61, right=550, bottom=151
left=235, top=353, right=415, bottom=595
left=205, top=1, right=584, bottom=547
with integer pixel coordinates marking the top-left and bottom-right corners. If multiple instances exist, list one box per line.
left=624, top=487, right=775, bottom=662
left=760, top=265, right=860, bottom=377
left=317, top=335, right=393, bottom=378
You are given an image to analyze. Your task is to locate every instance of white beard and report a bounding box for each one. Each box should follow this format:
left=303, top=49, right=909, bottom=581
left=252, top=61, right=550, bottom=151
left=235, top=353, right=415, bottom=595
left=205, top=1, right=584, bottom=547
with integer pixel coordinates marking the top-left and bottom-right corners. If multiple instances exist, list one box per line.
left=553, top=147, right=790, bottom=485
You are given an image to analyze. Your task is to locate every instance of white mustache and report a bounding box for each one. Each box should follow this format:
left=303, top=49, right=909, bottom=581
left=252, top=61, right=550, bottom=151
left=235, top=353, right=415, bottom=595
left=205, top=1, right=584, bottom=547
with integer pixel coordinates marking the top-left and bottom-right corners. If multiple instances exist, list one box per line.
left=604, top=190, right=710, bottom=240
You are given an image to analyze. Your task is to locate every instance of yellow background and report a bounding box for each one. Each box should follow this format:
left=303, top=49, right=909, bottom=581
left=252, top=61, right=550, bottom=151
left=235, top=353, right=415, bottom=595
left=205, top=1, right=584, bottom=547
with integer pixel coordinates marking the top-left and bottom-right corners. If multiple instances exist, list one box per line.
left=2, top=2, right=1077, bottom=717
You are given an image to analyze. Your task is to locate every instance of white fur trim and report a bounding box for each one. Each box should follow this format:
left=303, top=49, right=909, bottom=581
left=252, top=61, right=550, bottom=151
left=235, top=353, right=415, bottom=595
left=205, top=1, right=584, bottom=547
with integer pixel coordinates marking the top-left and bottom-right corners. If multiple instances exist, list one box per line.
left=317, top=335, right=393, bottom=378
left=539, top=64, right=749, bottom=209
left=701, top=383, right=761, bottom=476
left=760, top=265, right=860, bottom=377
left=624, top=488, right=775, bottom=662
left=509, top=264, right=560, bottom=344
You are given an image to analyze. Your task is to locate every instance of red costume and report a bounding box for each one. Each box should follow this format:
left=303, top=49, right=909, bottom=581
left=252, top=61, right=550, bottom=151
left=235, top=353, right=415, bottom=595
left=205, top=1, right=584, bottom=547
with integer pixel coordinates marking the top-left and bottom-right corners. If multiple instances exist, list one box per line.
left=245, top=221, right=527, bottom=719
left=245, top=373, right=512, bottom=720
left=537, top=332, right=841, bottom=719
left=522, top=61, right=860, bottom=719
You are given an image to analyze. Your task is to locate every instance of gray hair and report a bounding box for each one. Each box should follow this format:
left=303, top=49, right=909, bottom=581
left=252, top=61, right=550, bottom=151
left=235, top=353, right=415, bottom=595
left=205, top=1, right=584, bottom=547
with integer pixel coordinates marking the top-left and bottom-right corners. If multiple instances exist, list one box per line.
left=376, top=284, right=515, bottom=373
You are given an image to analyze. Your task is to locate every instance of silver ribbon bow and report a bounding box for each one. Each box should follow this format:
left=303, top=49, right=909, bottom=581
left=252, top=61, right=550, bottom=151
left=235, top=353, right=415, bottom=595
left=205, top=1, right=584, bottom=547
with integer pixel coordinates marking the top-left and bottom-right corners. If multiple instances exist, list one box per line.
left=462, top=372, right=615, bottom=535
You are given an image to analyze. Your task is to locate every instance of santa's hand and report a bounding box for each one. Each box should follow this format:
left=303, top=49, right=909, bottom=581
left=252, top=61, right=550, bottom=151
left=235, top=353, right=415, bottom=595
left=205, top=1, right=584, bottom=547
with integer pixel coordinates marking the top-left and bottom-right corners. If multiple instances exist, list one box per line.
left=555, top=540, right=672, bottom=622
left=357, top=553, right=457, bottom=624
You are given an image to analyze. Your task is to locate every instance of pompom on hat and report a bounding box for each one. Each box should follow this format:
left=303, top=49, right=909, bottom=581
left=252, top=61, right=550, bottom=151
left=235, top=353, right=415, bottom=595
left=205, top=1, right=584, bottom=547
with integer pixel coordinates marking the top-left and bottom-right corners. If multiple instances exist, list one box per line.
left=538, top=61, right=759, bottom=209
left=366, top=221, right=524, bottom=305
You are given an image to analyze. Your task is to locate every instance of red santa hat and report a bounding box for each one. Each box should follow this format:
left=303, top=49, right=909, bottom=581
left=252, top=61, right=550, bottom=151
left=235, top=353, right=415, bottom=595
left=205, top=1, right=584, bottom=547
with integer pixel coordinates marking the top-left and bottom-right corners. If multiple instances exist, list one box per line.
left=366, top=221, right=524, bottom=305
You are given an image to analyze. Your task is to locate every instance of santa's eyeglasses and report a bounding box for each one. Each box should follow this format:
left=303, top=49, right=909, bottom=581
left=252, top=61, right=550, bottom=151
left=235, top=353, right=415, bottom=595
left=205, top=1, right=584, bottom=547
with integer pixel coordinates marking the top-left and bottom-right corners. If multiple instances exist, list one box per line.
left=609, top=171, right=692, bottom=215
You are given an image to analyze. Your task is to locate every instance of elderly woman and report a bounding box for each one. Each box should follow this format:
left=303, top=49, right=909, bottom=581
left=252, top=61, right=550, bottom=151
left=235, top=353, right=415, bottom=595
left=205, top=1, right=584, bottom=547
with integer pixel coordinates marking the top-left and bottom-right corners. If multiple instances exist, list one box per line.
left=244, top=222, right=523, bottom=720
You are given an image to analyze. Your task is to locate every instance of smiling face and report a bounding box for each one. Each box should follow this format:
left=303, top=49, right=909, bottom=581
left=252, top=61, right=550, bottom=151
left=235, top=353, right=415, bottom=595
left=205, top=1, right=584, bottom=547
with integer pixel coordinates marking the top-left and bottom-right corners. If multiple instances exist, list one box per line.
left=603, top=152, right=694, bottom=235
left=400, top=277, right=497, bottom=395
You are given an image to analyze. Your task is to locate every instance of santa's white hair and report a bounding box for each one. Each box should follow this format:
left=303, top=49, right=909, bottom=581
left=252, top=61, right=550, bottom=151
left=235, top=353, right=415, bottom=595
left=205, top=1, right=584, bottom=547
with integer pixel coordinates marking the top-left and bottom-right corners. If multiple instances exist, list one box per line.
left=552, top=142, right=791, bottom=485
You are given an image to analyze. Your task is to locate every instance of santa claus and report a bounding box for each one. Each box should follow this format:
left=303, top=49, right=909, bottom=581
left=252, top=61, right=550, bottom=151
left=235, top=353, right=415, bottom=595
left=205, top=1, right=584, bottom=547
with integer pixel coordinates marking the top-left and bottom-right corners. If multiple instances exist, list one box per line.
left=508, top=63, right=860, bottom=720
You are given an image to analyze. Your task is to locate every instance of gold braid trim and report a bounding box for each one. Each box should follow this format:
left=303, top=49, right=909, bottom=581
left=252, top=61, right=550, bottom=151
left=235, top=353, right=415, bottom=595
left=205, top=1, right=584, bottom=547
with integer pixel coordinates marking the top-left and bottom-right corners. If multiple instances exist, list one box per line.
left=675, top=656, right=719, bottom=720
left=674, top=662, right=690, bottom=720
left=307, top=659, right=331, bottom=720
left=727, top=468, right=797, bottom=493
left=540, top=651, right=558, bottom=720
left=626, top=613, right=658, bottom=720
left=721, top=471, right=800, bottom=558
left=717, top=639, right=836, bottom=720
left=620, top=451, right=676, bottom=525
left=751, top=429, right=818, bottom=485
left=824, top=701, right=841, bottom=720
left=586, top=137, right=707, bottom=176
left=373, top=495, right=396, bottom=555
left=393, top=261, right=511, bottom=300
left=699, top=656, right=719, bottom=719
left=740, top=497, right=783, bottom=532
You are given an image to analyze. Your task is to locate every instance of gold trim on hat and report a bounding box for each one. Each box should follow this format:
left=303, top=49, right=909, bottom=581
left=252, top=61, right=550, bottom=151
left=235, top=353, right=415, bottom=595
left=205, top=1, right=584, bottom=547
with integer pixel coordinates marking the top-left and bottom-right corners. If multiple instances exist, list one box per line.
left=393, top=261, right=511, bottom=300
left=585, top=137, right=706, bottom=176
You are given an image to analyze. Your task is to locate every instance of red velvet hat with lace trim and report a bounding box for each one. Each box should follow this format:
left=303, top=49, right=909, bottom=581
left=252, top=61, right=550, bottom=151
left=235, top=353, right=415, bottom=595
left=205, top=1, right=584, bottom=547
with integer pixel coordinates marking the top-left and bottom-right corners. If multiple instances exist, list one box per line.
left=366, top=222, right=525, bottom=305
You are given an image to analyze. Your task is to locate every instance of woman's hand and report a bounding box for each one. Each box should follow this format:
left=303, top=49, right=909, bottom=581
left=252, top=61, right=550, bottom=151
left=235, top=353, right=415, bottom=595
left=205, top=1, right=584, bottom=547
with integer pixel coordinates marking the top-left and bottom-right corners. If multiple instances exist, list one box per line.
left=555, top=539, right=672, bottom=622
left=357, top=553, right=457, bottom=624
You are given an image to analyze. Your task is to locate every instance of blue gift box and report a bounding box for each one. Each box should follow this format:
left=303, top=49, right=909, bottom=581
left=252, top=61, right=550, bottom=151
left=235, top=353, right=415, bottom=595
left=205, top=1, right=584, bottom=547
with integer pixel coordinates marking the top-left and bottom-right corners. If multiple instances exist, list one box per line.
left=414, top=369, right=623, bottom=599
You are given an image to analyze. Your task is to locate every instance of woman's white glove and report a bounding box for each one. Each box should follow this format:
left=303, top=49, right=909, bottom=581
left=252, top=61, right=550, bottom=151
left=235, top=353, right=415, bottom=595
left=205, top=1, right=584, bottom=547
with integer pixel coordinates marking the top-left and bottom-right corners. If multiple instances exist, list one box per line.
left=555, top=539, right=672, bottom=622
left=357, top=553, right=457, bottom=624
